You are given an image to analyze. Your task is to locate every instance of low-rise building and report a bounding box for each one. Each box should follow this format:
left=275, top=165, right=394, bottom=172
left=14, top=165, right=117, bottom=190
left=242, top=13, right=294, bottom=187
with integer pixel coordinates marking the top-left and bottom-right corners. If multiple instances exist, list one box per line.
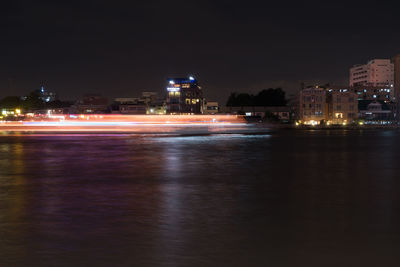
left=204, top=101, right=219, bottom=114
left=327, top=90, right=358, bottom=124
left=112, top=92, right=166, bottom=115
left=359, top=100, right=393, bottom=121
left=298, top=86, right=359, bottom=125
left=111, top=98, right=147, bottom=114
left=224, top=106, right=290, bottom=121
left=73, top=95, right=109, bottom=114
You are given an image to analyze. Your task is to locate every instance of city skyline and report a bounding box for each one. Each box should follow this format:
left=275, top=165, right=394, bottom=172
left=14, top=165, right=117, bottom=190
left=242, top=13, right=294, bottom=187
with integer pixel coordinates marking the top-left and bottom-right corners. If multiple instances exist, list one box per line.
left=1, top=1, right=400, bottom=102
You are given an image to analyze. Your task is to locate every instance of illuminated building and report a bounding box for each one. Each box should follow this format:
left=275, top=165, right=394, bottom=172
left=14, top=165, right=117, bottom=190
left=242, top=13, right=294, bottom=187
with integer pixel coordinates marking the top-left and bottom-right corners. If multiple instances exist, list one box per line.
left=350, top=85, right=393, bottom=102
left=327, top=90, right=358, bottom=124
left=299, top=86, right=328, bottom=124
left=166, top=76, right=204, bottom=114
left=350, top=59, right=394, bottom=87
left=0, top=108, right=23, bottom=120
left=298, top=86, right=359, bottom=125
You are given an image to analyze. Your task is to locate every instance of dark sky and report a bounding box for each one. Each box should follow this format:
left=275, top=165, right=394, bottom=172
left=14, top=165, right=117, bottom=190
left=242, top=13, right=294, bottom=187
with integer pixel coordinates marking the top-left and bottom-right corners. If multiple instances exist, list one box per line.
left=1, top=0, right=399, bottom=103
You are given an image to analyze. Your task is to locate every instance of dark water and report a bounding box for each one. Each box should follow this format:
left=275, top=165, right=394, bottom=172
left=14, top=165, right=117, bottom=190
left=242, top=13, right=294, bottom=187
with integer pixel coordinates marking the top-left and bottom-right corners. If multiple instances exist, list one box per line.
left=1, top=130, right=400, bottom=266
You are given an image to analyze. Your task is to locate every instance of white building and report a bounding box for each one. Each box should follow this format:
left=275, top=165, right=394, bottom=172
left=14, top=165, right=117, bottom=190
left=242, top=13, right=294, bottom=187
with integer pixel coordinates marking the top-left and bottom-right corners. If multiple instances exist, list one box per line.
left=350, top=59, right=394, bottom=87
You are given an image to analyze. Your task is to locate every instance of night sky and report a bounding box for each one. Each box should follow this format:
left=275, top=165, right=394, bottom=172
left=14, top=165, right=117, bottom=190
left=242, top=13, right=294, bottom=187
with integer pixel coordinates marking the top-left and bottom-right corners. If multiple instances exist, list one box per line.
left=1, top=0, right=399, bottom=103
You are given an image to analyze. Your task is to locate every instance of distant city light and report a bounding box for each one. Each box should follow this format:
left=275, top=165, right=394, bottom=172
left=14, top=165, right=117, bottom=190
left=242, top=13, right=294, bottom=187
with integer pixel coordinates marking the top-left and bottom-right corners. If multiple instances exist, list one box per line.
left=169, top=80, right=175, bottom=84
left=189, top=76, right=195, bottom=81
left=167, top=87, right=180, bottom=92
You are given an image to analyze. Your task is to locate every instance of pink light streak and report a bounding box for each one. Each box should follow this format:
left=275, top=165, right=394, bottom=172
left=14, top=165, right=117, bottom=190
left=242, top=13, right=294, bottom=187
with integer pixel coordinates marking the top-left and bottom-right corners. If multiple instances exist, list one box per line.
left=0, top=115, right=249, bottom=133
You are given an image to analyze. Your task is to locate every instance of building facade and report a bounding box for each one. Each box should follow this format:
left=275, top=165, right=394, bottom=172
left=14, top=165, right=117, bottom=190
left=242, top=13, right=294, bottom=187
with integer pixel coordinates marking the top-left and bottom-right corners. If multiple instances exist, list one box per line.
left=224, top=106, right=290, bottom=121
left=204, top=101, right=219, bottom=114
left=299, top=87, right=327, bottom=124
left=112, top=92, right=166, bottom=115
left=298, top=87, right=358, bottom=125
left=359, top=100, right=393, bottom=121
left=74, top=95, right=109, bottom=114
left=166, top=76, right=204, bottom=114
left=327, top=90, right=358, bottom=124
left=350, top=59, right=394, bottom=87
left=392, top=54, right=400, bottom=118
left=350, top=86, right=393, bottom=102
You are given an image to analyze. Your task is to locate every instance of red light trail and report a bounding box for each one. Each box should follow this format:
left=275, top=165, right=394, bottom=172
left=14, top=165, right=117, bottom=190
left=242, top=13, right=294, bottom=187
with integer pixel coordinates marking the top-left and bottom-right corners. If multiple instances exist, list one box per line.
left=0, top=115, right=252, bottom=134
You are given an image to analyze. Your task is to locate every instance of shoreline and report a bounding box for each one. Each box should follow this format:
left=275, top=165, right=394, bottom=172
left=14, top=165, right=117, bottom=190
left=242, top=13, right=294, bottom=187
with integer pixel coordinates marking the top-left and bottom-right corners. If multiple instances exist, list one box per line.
left=263, top=123, right=400, bottom=130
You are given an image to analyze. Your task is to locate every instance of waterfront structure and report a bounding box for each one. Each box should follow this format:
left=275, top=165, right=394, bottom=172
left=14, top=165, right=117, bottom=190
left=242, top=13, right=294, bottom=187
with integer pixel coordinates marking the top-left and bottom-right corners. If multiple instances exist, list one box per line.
left=299, top=86, right=327, bottom=124
left=350, top=59, right=394, bottom=87
left=392, top=54, right=400, bottom=118
left=359, top=100, right=393, bottom=121
left=112, top=98, right=147, bottom=114
left=204, top=101, right=219, bottom=114
left=0, top=108, right=22, bottom=120
left=112, top=92, right=166, bottom=115
left=166, top=76, right=204, bottom=114
left=73, top=95, right=109, bottom=114
left=327, top=89, right=358, bottom=124
left=224, top=106, right=290, bottom=121
left=298, top=86, right=358, bottom=125
left=141, top=92, right=158, bottom=105
left=113, top=99, right=147, bottom=114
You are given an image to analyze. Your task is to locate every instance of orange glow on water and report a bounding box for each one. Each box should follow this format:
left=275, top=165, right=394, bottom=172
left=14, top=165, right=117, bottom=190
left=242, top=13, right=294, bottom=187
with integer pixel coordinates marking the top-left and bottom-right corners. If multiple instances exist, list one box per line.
left=0, top=115, right=249, bottom=133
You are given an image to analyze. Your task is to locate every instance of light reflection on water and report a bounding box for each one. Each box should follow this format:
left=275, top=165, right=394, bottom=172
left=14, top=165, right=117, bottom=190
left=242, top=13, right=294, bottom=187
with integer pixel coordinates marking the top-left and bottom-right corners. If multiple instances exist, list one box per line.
left=1, top=130, right=400, bottom=266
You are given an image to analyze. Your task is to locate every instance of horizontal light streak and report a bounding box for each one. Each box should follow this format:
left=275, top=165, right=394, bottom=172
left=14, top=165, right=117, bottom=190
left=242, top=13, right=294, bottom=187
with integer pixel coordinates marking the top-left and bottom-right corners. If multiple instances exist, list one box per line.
left=0, top=114, right=250, bottom=133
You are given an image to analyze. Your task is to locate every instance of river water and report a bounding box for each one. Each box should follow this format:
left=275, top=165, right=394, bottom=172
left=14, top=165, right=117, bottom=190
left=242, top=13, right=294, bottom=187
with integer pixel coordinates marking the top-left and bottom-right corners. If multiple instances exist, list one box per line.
left=1, top=130, right=400, bottom=266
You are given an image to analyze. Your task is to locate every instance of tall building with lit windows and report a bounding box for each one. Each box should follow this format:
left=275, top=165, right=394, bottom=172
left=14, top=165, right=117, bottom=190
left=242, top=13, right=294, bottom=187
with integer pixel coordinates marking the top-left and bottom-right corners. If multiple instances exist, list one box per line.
left=350, top=59, right=394, bottom=87
left=166, top=76, right=204, bottom=114
left=299, top=86, right=328, bottom=124
left=349, top=59, right=395, bottom=101
left=298, top=86, right=358, bottom=125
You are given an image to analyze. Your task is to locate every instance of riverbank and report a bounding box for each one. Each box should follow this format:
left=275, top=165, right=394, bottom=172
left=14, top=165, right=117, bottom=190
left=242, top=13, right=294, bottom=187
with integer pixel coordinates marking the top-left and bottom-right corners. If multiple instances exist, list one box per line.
left=260, top=122, right=400, bottom=130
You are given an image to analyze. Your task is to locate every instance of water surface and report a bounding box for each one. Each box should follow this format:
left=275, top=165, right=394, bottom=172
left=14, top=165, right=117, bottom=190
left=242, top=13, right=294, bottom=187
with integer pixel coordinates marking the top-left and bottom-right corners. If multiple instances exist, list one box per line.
left=1, top=130, right=400, bottom=266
